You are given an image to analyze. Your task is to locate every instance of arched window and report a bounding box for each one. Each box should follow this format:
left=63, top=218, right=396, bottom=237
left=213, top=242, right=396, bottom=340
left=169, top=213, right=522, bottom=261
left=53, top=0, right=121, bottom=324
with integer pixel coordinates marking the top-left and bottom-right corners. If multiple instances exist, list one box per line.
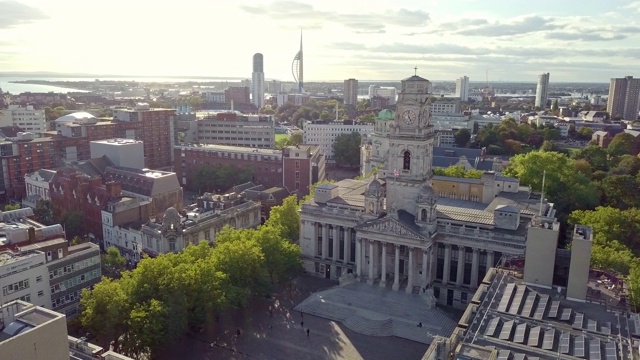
left=421, top=209, right=427, bottom=221
left=403, top=151, right=411, bottom=170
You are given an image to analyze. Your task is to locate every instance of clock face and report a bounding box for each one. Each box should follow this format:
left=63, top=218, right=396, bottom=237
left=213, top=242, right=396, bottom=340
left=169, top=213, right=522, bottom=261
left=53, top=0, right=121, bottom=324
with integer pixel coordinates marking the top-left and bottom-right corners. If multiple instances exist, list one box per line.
left=402, top=110, right=416, bottom=125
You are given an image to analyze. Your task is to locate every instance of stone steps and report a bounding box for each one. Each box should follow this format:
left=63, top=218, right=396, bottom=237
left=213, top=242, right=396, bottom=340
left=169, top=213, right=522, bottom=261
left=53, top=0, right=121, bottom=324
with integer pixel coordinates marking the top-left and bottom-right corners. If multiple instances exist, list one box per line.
left=343, top=312, right=394, bottom=337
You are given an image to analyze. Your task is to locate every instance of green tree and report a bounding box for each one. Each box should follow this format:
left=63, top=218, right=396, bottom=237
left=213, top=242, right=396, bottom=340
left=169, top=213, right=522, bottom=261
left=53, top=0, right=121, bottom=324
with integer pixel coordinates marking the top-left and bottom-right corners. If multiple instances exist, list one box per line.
left=569, top=207, right=640, bottom=254
left=599, top=175, right=640, bottom=210
left=573, top=159, right=592, bottom=178
left=80, top=277, right=131, bottom=347
left=454, top=129, right=471, bottom=147
left=573, top=145, right=609, bottom=171
left=264, top=195, right=300, bottom=242
left=3, top=204, right=20, bottom=211
left=61, top=211, right=84, bottom=239
left=577, top=127, right=593, bottom=141
left=607, top=132, right=638, bottom=158
left=433, top=165, right=483, bottom=179
left=613, top=155, right=640, bottom=176
left=289, top=132, right=303, bottom=146
left=34, top=199, right=55, bottom=225
left=121, top=299, right=168, bottom=357
left=333, top=132, right=361, bottom=167
left=252, top=225, right=301, bottom=283
left=103, top=246, right=126, bottom=277
left=504, top=151, right=598, bottom=218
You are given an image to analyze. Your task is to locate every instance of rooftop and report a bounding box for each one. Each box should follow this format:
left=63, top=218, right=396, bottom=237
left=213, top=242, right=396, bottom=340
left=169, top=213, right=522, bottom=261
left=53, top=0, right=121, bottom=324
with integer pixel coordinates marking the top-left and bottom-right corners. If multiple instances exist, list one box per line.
left=451, top=269, right=635, bottom=360
left=175, top=143, right=282, bottom=155
left=91, top=138, right=143, bottom=146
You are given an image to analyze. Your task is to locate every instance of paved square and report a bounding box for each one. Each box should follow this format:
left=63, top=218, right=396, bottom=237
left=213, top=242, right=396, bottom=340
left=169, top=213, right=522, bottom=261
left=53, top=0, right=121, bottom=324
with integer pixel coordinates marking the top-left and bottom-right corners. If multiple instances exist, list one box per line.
left=157, top=276, right=434, bottom=360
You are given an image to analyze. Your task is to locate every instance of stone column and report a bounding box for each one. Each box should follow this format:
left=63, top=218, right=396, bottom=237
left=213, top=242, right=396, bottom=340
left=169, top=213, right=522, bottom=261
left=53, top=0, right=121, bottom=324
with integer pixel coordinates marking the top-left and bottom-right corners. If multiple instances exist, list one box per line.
left=343, top=228, right=350, bottom=265
left=421, top=249, right=428, bottom=287
left=355, top=238, right=362, bottom=277
left=429, top=246, right=436, bottom=284
left=442, top=245, right=451, bottom=285
left=380, top=242, right=387, bottom=287
left=471, top=248, right=480, bottom=289
left=392, top=245, right=400, bottom=291
left=406, top=247, right=414, bottom=294
left=312, top=222, right=318, bottom=257
left=367, top=240, right=375, bottom=284
left=333, top=225, right=340, bottom=261
left=456, top=246, right=465, bottom=286
left=322, top=224, right=329, bottom=260
left=487, top=250, right=495, bottom=270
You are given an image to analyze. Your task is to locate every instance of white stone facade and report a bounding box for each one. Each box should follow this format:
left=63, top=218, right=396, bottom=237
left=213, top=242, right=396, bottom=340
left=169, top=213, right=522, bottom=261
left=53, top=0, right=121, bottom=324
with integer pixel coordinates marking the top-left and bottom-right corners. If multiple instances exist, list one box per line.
left=0, top=105, right=47, bottom=135
left=303, top=121, right=373, bottom=161
left=302, top=75, right=559, bottom=309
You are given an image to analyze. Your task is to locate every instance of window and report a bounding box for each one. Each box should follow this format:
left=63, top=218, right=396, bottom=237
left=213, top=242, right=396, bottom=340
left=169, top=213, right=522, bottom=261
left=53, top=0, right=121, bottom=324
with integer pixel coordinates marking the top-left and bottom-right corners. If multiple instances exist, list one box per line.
left=3, top=279, right=30, bottom=296
left=169, top=239, right=176, bottom=252
left=295, top=171, right=300, bottom=179
left=57, top=248, right=63, bottom=258
left=295, top=160, right=300, bottom=168
left=403, top=151, right=411, bottom=170
left=205, top=230, right=211, bottom=240
left=36, top=275, right=42, bottom=283
left=38, top=290, right=44, bottom=297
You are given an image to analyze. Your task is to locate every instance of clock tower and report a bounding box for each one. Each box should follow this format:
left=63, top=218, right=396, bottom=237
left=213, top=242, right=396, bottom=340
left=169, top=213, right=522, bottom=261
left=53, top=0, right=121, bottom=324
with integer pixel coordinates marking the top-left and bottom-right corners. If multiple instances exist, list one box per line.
left=385, top=74, right=437, bottom=219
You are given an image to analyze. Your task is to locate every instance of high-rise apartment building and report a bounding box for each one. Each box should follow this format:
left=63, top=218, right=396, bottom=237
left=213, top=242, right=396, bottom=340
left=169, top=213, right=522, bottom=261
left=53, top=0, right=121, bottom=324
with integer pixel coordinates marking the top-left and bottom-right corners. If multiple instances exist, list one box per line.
left=0, top=105, right=47, bottom=135
left=608, top=76, right=640, bottom=120
left=535, top=73, right=550, bottom=108
left=252, top=53, right=265, bottom=110
left=343, top=79, right=359, bottom=106
left=455, top=76, right=469, bottom=101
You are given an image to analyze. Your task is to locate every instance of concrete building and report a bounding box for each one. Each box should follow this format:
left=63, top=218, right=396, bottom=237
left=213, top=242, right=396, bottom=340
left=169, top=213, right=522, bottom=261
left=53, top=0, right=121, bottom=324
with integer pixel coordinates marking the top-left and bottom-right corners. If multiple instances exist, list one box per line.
left=142, top=193, right=260, bottom=256
left=89, top=139, right=145, bottom=169
left=276, top=93, right=310, bottom=107
left=267, top=80, right=282, bottom=93
left=195, top=111, right=275, bottom=148
left=251, top=53, right=265, bottom=110
left=302, top=121, right=373, bottom=162
left=535, top=72, right=550, bottom=108
left=301, top=74, right=558, bottom=308
left=368, top=86, right=397, bottom=105
left=430, top=100, right=461, bottom=114
left=455, top=76, right=470, bottom=101
left=0, top=300, right=133, bottom=359
left=343, top=79, right=358, bottom=106
left=201, top=92, right=225, bottom=103
left=0, top=105, right=47, bottom=135
left=282, top=145, right=325, bottom=198
left=608, top=75, right=640, bottom=120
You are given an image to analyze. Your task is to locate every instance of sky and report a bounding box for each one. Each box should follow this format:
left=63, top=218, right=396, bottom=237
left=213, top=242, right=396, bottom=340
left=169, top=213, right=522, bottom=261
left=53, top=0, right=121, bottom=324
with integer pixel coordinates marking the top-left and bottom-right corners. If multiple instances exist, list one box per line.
left=1, top=0, right=640, bottom=82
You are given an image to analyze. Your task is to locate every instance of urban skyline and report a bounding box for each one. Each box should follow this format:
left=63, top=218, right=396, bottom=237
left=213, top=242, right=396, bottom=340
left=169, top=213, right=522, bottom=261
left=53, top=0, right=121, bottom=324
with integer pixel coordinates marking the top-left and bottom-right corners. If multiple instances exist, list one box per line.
left=1, top=0, right=640, bottom=82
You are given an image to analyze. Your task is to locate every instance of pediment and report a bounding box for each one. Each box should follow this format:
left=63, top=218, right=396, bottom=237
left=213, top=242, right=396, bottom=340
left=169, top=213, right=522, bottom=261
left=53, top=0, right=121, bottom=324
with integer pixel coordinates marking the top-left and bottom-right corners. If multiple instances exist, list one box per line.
left=355, top=216, right=426, bottom=240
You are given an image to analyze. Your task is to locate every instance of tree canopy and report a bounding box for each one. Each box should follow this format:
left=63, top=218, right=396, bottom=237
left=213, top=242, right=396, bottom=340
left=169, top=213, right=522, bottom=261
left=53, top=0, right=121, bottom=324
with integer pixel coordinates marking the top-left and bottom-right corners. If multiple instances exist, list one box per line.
left=333, top=132, right=361, bottom=167
left=81, top=208, right=301, bottom=358
left=433, top=165, right=483, bottom=179
left=191, top=164, right=254, bottom=193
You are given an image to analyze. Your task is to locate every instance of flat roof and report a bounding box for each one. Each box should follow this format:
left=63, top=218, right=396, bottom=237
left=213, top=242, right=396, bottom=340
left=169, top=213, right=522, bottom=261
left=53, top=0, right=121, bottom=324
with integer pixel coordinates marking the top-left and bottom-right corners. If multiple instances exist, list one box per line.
left=91, top=139, right=143, bottom=145
left=175, top=144, right=282, bottom=155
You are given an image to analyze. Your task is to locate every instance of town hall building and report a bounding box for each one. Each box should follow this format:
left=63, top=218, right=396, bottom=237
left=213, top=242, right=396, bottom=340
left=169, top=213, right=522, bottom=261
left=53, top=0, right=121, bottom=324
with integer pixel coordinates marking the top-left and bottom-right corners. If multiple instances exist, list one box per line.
left=299, top=74, right=560, bottom=308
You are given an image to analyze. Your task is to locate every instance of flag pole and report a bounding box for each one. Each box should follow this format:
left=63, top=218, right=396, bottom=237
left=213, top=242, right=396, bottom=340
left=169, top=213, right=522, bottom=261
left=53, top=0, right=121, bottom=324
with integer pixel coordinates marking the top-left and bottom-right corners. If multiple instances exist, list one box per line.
left=539, top=170, right=546, bottom=216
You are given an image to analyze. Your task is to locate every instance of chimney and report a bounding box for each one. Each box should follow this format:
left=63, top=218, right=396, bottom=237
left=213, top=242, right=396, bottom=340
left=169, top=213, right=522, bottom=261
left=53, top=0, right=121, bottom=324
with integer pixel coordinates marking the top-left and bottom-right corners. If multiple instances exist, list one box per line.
left=106, top=181, right=122, bottom=198
left=27, top=227, right=36, bottom=244
left=566, top=225, right=593, bottom=302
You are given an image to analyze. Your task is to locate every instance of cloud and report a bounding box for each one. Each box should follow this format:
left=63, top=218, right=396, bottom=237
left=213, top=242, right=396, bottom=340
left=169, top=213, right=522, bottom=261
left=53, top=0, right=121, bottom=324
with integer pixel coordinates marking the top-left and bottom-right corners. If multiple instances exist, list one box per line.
left=625, top=1, right=640, bottom=12
left=240, top=1, right=429, bottom=33
left=545, top=32, right=627, bottom=41
left=454, top=15, right=563, bottom=37
left=0, top=1, right=47, bottom=29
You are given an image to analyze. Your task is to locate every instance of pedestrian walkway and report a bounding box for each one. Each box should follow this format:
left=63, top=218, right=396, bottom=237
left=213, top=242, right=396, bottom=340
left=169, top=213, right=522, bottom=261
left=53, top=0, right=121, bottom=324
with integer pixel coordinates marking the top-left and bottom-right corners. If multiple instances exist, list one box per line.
left=294, top=282, right=457, bottom=344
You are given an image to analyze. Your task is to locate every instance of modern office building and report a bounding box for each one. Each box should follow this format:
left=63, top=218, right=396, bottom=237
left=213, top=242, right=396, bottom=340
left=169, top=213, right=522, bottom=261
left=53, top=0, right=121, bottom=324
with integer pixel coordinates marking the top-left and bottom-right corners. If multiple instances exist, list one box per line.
left=302, top=121, right=373, bottom=162
left=300, top=74, right=559, bottom=308
left=267, top=80, right=282, bottom=93
left=194, top=111, right=275, bottom=148
left=455, top=76, right=470, bottom=101
left=430, top=100, right=461, bottom=114
left=282, top=145, right=325, bottom=198
left=343, top=79, right=358, bottom=106
left=89, top=139, right=145, bottom=169
left=292, top=33, right=304, bottom=93
left=535, top=72, right=550, bottom=108
left=251, top=53, right=265, bottom=110
left=0, top=300, right=133, bottom=359
left=368, top=86, right=397, bottom=105
left=607, top=75, right=640, bottom=120
left=0, top=105, right=47, bottom=135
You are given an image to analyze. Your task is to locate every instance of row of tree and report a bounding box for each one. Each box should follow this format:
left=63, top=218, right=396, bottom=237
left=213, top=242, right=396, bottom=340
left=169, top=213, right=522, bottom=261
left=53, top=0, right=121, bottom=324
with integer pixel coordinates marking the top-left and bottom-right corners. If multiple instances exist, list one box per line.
left=191, top=164, right=255, bottom=194
left=80, top=196, right=302, bottom=358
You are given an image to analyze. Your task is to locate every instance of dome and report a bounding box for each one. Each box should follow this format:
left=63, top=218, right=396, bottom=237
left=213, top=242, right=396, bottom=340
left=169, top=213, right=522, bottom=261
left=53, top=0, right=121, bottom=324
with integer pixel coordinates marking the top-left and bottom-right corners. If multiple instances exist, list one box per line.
left=54, top=112, right=96, bottom=124
left=163, top=207, right=180, bottom=220
left=417, top=184, right=436, bottom=203
left=377, top=109, right=395, bottom=120
left=367, top=178, right=382, bottom=192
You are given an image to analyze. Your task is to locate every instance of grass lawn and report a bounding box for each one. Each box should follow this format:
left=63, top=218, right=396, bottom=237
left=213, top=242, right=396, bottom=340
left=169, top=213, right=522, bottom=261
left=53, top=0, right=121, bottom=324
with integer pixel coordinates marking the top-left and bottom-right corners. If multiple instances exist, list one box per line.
left=275, top=133, right=289, bottom=142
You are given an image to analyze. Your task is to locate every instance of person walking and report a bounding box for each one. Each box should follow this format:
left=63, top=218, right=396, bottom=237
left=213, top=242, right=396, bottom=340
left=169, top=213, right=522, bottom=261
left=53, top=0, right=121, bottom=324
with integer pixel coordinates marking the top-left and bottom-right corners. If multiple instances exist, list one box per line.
left=306, top=328, right=310, bottom=337
left=301, top=320, right=304, bottom=328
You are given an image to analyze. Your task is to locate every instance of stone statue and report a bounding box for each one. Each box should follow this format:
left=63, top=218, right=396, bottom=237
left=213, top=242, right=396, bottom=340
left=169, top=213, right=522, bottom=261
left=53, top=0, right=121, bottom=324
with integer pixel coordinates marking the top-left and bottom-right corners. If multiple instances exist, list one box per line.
left=421, top=286, right=437, bottom=309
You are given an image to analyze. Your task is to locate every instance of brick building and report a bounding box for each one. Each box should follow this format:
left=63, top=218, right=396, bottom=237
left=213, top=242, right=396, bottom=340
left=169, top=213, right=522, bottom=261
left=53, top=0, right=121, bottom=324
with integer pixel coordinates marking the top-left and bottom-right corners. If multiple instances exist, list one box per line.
left=0, top=132, right=57, bottom=199
left=175, top=144, right=284, bottom=191
left=224, top=86, right=251, bottom=105
left=282, top=145, right=325, bottom=198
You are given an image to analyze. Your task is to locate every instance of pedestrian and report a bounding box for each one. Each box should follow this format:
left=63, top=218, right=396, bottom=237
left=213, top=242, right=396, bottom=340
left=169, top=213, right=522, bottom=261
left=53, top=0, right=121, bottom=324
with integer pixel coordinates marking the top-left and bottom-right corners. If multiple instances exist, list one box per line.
left=301, top=320, right=304, bottom=328
left=300, top=311, right=304, bottom=318
left=236, top=329, right=241, bottom=337
left=306, top=328, right=310, bottom=337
